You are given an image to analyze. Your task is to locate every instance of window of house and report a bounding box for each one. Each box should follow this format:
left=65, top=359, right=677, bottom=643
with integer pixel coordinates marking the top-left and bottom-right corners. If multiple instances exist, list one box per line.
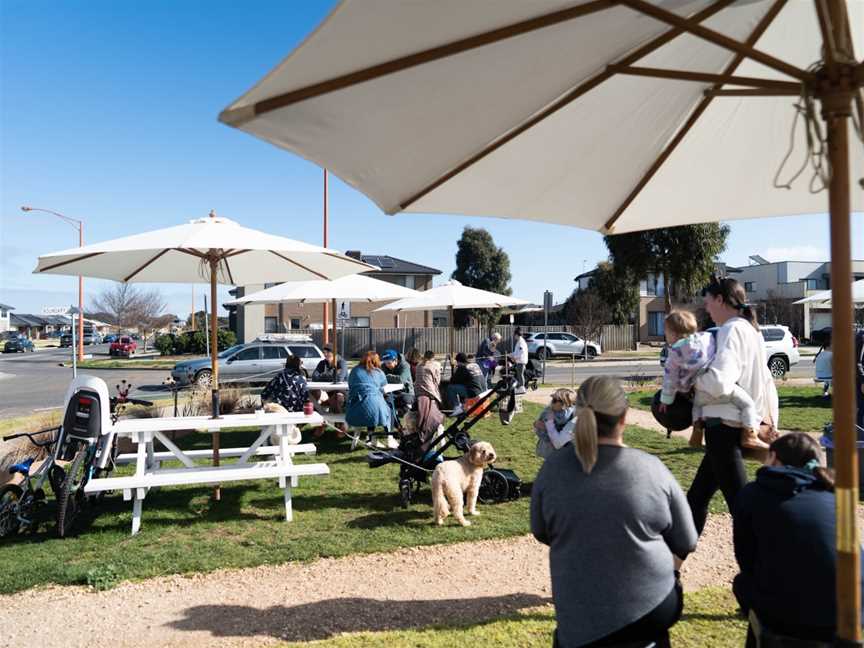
left=744, top=282, right=756, bottom=292
left=641, top=274, right=665, bottom=297
left=264, top=316, right=278, bottom=333
left=404, top=275, right=415, bottom=289
left=648, top=312, right=665, bottom=337
left=290, top=318, right=302, bottom=330
left=379, top=275, right=407, bottom=287
left=804, top=278, right=820, bottom=290
left=351, top=317, right=370, bottom=327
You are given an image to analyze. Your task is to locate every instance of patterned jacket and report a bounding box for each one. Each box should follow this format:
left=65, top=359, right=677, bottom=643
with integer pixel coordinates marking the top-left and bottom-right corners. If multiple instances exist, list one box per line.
left=261, top=368, right=309, bottom=412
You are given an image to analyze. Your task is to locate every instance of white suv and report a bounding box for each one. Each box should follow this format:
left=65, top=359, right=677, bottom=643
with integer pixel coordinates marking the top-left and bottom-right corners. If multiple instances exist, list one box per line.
left=761, top=325, right=800, bottom=378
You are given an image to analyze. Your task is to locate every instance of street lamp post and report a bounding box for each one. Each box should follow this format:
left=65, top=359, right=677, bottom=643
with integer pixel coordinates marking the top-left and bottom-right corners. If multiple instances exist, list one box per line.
left=21, top=206, right=85, bottom=362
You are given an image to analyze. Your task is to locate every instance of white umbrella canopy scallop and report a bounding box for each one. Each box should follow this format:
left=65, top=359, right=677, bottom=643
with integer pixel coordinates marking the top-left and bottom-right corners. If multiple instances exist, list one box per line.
left=218, top=0, right=864, bottom=635
left=794, top=279, right=864, bottom=306
left=34, top=212, right=375, bottom=496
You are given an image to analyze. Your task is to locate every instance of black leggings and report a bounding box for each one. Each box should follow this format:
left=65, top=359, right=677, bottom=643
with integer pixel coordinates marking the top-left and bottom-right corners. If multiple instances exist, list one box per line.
left=686, top=420, right=748, bottom=535
left=554, top=580, right=683, bottom=648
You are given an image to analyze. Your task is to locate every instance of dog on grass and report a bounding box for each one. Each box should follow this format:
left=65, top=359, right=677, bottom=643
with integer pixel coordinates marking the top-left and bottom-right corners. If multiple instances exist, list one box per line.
left=431, top=441, right=497, bottom=527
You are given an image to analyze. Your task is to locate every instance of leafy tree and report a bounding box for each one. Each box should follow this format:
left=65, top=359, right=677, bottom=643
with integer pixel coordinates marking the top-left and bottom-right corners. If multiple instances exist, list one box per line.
left=590, top=262, right=639, bottom=325
left=604, top=224, right=730, bottom=313
left=451, top=227, right=512, bottom=327
left=565, top=286, right=610, bottom=358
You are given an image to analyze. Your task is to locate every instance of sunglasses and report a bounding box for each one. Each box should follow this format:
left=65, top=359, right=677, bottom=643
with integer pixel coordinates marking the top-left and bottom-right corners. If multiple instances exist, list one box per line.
left=551, top=398, right=564, bottom=404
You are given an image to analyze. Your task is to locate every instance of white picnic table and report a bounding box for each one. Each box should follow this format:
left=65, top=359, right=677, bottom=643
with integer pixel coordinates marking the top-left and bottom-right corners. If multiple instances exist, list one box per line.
left=84, top=411, right=328, bottom=535
left=306, top=381, right=403, bottom=394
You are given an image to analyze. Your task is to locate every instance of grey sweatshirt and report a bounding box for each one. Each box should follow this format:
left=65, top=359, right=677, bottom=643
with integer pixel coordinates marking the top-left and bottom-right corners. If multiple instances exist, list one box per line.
left=531, top=444, right=697, bottom=647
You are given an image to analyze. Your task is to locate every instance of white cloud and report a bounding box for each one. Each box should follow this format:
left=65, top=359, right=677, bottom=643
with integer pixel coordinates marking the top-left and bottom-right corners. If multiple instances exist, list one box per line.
left=761, top=245, right=828, bottom=262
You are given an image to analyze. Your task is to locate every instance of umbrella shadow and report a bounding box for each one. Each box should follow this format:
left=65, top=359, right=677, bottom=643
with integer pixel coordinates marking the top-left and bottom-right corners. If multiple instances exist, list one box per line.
left=167, top=593, right=550, bottom=642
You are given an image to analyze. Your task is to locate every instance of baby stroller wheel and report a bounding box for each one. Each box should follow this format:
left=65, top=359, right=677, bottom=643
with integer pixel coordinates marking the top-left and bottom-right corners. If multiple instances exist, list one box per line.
left=399, top=477, right=413, bottom=508
left=479, top=469, right=509, bottom=504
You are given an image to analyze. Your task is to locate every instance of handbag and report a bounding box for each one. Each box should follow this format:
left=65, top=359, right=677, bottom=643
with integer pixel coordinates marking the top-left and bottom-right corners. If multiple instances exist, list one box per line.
left=651, top=390, right=694, bottom=432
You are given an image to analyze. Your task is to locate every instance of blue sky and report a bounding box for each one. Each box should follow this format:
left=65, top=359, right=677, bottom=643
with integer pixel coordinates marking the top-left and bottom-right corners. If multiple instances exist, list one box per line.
left=1, top=1, right=862, bottom=319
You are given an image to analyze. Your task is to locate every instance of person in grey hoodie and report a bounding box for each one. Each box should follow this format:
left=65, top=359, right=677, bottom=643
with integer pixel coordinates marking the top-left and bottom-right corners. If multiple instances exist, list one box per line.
left=531, top=376, right=697, bottom=647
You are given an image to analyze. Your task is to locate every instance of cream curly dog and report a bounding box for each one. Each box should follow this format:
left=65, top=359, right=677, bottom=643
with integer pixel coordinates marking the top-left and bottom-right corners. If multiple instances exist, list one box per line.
left=431, top=441, right=497, bottom=526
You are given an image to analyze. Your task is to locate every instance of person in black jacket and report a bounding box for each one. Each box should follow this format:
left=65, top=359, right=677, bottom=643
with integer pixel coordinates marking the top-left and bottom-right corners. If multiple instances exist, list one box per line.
left=446, top=353, right=487, bottom=412
left=733, top=432, right=864, bottom=644
left=310, top=345, right=348, bottom=415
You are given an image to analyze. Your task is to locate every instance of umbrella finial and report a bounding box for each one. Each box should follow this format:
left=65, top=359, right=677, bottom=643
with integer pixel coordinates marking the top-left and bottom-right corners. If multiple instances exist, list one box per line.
left=209, top=209, right=216, bottom=219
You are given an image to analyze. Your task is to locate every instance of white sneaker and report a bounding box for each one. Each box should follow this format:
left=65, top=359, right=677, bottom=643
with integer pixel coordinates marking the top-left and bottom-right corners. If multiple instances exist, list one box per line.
left=450, top=404, right=464, bottom=418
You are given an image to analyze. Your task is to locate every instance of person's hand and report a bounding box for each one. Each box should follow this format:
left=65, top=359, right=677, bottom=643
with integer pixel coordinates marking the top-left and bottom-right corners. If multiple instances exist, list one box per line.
left=658, top=403, right=667, bottom=413
left=533, top=420, right=546, bottom=432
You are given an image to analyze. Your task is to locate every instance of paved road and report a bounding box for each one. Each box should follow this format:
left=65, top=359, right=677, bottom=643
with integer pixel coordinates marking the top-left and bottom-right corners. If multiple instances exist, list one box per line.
left=0, top=346, right=819, bottom=420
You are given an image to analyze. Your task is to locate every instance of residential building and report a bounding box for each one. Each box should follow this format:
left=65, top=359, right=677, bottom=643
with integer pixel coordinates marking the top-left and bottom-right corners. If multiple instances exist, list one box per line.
left=231, top=252, right=442, bottom=343
left=0, top=303, right=13, bottom=333
left=736, top=256, right=864, bottom=337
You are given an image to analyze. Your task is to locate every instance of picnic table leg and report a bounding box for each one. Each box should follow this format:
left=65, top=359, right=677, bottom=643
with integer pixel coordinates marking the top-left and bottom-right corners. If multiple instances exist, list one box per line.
left=283, top=481, right=293, bottom=522
left=277, top=424, right=299, bottom=488
left=131, top=489, right=143, bottom=535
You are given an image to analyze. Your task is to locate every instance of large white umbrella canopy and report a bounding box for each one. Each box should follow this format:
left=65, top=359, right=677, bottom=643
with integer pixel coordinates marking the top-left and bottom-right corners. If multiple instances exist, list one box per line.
left=220, top=1, right=864, bottom=635
left=227, top=273, right=420, bottom=305
left=219, top=0, right=862, bottom=234
left=34, top=212, right=374, bottom=497
left=373, top=280, right=530, bottom=313
left=794, top=279, right=864, bottom=306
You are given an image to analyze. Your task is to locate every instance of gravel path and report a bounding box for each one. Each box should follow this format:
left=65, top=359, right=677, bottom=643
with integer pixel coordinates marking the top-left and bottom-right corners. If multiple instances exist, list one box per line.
left=2, top=518, right=746, bottom=648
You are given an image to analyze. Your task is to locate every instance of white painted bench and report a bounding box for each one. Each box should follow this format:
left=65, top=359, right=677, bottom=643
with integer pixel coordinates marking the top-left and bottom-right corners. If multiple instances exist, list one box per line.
left=91, top=412, right=327, bottom=535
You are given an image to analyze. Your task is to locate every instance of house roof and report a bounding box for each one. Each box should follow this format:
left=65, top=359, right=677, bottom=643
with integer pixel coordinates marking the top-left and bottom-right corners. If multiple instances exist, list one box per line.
left=573, top=269, right=597, bottom=281
left=0, top=303, right=14, bottom=311
left=356, top=254, right=441, bottom=276
left=10, top=313, right=49, bottom=327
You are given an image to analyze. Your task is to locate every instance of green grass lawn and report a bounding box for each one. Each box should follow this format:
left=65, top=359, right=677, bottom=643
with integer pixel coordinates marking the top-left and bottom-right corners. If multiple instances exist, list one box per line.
left=275, top=588, right=746, bottom=648
left=0, top=402, right=756, bottom=594
left=627, top=385, right=832, bottom=433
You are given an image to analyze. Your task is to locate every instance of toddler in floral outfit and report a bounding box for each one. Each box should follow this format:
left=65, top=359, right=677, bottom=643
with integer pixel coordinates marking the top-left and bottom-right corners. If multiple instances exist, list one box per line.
left=661, top=310, right=767, bottom=449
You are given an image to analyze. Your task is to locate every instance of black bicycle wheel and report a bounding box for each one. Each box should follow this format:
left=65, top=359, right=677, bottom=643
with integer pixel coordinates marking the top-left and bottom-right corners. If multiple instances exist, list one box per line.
left=0, top=484, right=23, bottom=538
left=56, top=446, right=89, bottom=538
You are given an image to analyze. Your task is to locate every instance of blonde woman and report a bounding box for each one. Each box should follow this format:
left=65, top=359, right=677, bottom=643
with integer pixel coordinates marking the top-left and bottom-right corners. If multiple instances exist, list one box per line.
left=533, top=388, right=576, bottom=459
left=531, top=376, right=697, bottom=648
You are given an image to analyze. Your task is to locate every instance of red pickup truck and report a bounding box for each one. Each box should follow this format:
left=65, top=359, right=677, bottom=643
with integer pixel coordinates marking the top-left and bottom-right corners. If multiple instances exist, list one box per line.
left=110, top=336, right=137, bottom=357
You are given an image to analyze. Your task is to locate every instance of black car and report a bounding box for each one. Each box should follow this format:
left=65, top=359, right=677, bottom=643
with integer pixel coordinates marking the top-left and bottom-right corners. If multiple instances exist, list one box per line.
left=3, top=335, right=35, bottom=353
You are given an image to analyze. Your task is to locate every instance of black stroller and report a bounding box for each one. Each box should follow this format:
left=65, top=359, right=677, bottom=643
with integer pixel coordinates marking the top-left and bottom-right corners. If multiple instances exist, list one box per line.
left=367, top=374, right=523, bottom=508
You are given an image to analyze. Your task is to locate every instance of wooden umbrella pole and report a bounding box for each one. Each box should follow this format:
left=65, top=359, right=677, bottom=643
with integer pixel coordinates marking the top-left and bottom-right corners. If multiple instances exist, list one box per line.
left=331, top=298, right=337, bottom=355
left=210, top=257, right=221, bottom=501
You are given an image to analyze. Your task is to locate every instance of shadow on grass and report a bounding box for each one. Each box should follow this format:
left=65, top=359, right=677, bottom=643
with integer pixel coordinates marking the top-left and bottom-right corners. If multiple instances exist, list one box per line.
left=167, top=593, right=551, bottom=642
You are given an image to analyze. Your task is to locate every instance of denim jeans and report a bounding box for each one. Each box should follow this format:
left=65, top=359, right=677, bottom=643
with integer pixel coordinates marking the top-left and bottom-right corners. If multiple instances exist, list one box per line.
left=446, top=384, right=470, bottom=409
left=686, top=420, right=747, bottom=535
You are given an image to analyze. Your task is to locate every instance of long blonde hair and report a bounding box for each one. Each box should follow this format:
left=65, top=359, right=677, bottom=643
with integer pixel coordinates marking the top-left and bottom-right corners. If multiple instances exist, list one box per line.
left=574, top=376, right=628, bottom=474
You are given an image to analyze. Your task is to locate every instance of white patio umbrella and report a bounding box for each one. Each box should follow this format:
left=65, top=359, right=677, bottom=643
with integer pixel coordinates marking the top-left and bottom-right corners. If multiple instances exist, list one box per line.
left=35, top=212, right=374, bottom=498
left=220, top=1, right=864, bottom=636
left=374, top=280, right=530, bottom=363
left=227, top=273, right=421, bottom=353
left=794, top=279, right=864, bottom=306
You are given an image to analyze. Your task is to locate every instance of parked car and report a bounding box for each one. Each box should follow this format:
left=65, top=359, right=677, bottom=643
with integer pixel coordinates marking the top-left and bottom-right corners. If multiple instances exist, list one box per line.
left=60, top=326, right=101, bottom=347
left=525, top=332, right=601, bottom=360
left=110, top=336, right=138, bottom=357
left=3, top=334, right=35, bottom=353
left=659, top=324, right=800, bottom=378
left=170, top=336, right=325, bottom=387
left=103, top=334, right=119, bottom=344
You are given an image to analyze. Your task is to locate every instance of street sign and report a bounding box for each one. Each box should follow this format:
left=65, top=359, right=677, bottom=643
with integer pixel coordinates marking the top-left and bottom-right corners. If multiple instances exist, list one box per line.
left=543, top=291, right=554, bottom=313
left=42, top=306, right=70, bottom=316
left=337, top=300, right=351, bottom=321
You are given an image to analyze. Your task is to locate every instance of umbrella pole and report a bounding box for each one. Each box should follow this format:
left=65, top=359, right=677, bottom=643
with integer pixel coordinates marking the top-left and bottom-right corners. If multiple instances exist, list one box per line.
left=210, top=260, right=221, bottom=501
left=821, top=34, right=861, bottom=643
left=331, top=298, right=337, bottom=356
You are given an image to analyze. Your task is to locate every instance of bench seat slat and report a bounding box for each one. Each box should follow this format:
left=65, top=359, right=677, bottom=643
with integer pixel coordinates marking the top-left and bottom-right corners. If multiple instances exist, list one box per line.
left=114, top=443, right=316, bottom=464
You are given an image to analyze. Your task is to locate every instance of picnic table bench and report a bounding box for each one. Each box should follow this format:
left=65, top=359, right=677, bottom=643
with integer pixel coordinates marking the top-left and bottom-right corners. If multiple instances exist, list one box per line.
left=84, top=411, right=327, bottom=535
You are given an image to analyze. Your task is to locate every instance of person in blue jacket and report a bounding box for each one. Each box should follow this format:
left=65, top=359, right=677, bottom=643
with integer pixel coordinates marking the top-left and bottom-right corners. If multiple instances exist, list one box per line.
left=345, top=349, right=392, bottom=432
left=733, top=432, right=864, bottom=644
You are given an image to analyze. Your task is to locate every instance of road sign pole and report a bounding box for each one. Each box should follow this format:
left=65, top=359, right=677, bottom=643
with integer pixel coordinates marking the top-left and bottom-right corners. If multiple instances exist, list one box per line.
left=71, top=305, right=77, bottom=378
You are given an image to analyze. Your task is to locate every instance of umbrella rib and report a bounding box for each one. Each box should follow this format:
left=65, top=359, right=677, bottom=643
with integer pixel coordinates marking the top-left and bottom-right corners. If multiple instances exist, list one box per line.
left=220, top=0, right=616, bottom=123
left=814, top=0, right=839, bottom=66
left=175, top=248, right=207, bottom=259
left=609, top=66, right=800, bottom=91
left=602, top=0, right=787, bottom=233
left=123, top=249, right=170, bottom=282
left=39, top=251, right=104, bottom=272
left=222, top=255, right=235, bottom=285
left=270, top=251, right=329, bottom=279
left=397, top=0, right=737, bottom=211
left=705, top=88, right=800, bottom=97
left=619, top=0, right=810, bottom=82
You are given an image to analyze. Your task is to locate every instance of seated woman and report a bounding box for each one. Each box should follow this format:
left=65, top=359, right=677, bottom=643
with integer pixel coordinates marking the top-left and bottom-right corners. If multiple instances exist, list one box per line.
left=345, top=350, right=392, bottom=432
left=260, top=354, right=309, bottom=412
left=531, top=376, right=697, bottom=648
left=733, top=432, right=864, bottom=645
left=405, top=348, right=422, bottom=382
left=414, top=350, right=444, bottom=447
left=310, top=345, right=348, bottom=412
left=380, top=349, right=415, bottom=413
left=446, top=353, right=486, bottom=412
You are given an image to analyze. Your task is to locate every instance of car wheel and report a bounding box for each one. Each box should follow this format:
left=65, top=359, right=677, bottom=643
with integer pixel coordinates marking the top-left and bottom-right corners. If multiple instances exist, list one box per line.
left=768, top=356, right=788, bottom=378
left=195, top=369, right=212, bottom=388
left=587, top=347, right=597, bottom=359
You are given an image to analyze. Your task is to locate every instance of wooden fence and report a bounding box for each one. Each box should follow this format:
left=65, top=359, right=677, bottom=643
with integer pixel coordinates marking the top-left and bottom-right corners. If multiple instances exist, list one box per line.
left=296, top=324, right=634, bottom=357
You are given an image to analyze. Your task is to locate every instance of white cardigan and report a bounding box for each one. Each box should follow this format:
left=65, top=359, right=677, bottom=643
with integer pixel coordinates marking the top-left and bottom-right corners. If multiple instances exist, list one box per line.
left=696, top=317, right=780, bottom=428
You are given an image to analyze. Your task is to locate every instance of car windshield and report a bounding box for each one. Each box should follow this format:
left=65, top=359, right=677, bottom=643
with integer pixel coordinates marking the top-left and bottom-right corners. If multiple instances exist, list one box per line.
left=217, top=344, right=244, bottom=359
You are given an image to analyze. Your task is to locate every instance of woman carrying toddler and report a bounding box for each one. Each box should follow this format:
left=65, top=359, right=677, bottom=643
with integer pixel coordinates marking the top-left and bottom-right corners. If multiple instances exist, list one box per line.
left=660, top=310, right=766, bottom=451
left=533, top=388, right=577, bottom=458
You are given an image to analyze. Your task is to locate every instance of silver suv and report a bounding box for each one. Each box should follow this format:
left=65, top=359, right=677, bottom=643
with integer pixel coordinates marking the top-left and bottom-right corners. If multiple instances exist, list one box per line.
left=170, top=337, right=324, bottom=387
